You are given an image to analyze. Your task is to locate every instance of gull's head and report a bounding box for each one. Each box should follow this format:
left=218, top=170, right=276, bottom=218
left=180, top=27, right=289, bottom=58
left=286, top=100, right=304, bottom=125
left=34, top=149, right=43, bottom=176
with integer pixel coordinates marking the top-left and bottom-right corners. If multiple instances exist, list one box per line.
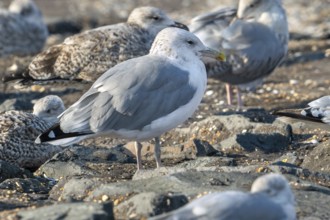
left=237, top=0, right=283, bottom=20
left=33, top=95, right=65, bottom=124
left=150, top=28, right=225, bottom=63
left=127, top=7, right=188, bottom=38
left=251, top=173, right=295, bottom=206
left=9, top=0, right=42, bottom=18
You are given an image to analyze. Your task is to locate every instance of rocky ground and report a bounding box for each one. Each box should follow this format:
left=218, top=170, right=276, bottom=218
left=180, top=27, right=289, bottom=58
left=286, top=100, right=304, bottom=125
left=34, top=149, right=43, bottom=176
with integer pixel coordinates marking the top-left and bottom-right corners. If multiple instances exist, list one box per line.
left=0, top=0, right=330, bottom=219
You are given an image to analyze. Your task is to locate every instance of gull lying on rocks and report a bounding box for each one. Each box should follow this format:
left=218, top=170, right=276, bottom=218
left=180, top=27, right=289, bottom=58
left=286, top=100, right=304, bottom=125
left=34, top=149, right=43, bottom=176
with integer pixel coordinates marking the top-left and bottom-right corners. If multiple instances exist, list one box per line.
left=3, top=6, right=188, bottom=85
left=0, top=0, right=48, bottom=57
left=35, top=28, right=225, bottom=170
left=190, top=0, right=289, bottom=106
left=0, top=95, right=65, bottom=169
left=149, top=173, right=296, bottom=220
left=274, top=96, right=330, bottom=125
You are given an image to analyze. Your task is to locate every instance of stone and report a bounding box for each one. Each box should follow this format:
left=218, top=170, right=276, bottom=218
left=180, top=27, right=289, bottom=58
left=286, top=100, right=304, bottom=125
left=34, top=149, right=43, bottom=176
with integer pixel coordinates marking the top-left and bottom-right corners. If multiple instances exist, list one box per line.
left=114, top=192, right=188, bottom=219
left=17, top=202, right=114, bottom=220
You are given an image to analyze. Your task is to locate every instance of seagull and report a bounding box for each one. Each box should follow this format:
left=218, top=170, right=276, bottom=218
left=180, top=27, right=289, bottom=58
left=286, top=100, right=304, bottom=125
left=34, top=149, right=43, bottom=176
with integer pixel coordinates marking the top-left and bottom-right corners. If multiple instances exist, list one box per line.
left=0, top=0, right=48, bottom=57
left=0, top=95, right=65, bottom=169
left=149, top=173, right=296, bottom=220
left=35, top=28, right=225, bottom=170
left=274, top=96, right=330, bottom=126
left=190, top=0, right=289, bottom=106
left=3, top=6, right=188, bottom=85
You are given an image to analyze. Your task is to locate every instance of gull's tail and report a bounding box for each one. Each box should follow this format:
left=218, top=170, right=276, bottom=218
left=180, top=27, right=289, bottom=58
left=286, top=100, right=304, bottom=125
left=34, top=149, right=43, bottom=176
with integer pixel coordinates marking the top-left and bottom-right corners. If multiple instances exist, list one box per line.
left=36, top=123, right=93, bottom=146
left=272, top=110, right=324, bottom=123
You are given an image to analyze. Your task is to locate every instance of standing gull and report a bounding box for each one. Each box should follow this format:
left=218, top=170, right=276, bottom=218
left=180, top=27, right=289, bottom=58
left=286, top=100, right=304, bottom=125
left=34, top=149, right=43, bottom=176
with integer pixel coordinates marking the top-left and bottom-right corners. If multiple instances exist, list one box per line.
left=3, top=6, right=188, bottom=84
left=149, top=173, right=296, bottom=220
left=0, top=95, right=65, bottom=169
left=0, top=0, right=48, bottom=57
left=35, top=28, right=225, bottom=170
left=190, top=0, right=289, bottom=106
left=274, top=96, right=330, bottom=125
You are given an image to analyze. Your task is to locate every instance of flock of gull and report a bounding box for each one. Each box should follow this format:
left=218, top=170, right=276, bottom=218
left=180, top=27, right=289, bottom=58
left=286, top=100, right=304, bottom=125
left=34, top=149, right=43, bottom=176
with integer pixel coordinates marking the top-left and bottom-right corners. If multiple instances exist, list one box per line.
left=0, top=0, right=329, bottom=219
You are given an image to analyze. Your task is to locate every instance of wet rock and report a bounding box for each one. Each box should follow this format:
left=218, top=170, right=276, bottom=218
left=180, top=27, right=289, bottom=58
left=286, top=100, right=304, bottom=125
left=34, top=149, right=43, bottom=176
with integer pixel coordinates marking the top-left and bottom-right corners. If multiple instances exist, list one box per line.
left=0, top=160, right=33, bottom=183
left=188, top=115, right=292, bottom=153
left=36, top=145, right=135, bottom=179
left=0, top=177, right=55, bottom=194
left=114, top=192, right=188, bottom=219
left=301, top=141, right=330, bottom=172
left=17, top=202, right=114, bottom=220
left=0, top=98, right=33, bottom=113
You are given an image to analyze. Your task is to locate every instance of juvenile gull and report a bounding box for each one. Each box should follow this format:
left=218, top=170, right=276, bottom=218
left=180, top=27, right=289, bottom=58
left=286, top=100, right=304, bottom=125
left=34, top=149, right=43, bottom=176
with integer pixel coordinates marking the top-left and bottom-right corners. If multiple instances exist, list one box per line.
left=3, top=6, right=188, bottom=84
left=35, top=28, right=225, bottom=170
left=149, top=173, right=296, bottom=220
left=190, top=0, right=289, bottom=106
left=0, top=95, right=65, bottom=169
left=274, top=96, right=330, bottom=125
left=0, top=0, right=48, bottom=57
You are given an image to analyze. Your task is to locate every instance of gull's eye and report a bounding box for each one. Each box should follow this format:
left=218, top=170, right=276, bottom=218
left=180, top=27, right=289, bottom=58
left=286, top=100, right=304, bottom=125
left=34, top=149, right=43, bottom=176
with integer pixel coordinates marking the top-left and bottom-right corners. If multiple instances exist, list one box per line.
left=151, top=16, right=160, bottom=21
left=46, top=109, right=51, bottom=114
left=187, top=40, right=195, bottom=45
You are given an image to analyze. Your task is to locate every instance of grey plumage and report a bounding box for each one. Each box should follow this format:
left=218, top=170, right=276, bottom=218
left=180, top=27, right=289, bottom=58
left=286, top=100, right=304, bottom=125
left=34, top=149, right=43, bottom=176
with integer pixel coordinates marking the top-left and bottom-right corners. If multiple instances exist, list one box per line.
left=36, top=28, right=224, bottom=170
left=0, top=95, right=65, bottom=169
left=190, top=0, right=289, bottom=105
left=4, top=6, right=188, bottom=84
left=149, top=173, right=296, bottom=220
left=0, top=0, right=48, bottom=57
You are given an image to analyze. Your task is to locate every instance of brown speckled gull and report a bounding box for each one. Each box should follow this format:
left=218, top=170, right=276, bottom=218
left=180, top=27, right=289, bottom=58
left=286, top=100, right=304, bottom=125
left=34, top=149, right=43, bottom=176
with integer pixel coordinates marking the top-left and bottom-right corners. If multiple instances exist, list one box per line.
left=0, top=0, right=48, bottom=57
left=4, top=6, right=188, bottom=84
left=0, top=95, right=65, bottom=169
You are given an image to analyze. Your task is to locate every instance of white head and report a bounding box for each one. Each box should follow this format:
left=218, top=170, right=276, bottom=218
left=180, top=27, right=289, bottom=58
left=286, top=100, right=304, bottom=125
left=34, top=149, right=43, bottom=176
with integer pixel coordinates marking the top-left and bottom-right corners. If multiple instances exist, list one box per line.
left=251, top=173, right=295, bottom=206
left=9, top=0, right=42, bottom=19
left=237, top=0, right=283, bottom=20
left=33, top=95, right=65, bottom=124
left=150, top=28, right=224, bottom=64
left=127, top=7, right=188, bottom=38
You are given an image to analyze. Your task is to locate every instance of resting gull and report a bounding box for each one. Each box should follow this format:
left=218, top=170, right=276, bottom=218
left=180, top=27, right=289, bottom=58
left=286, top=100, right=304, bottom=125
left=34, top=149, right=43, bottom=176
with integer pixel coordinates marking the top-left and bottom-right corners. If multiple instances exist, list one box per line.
left=0, top=0, right=48, bottom=57
left=274, top=96, right=330, bottom=126
left=190, top=0, right=289, bottom=106
left=0, top=95, right=65, bottom=169
left=3, top=6, right=188, bottom=85
left=149, top=173, right=296, bottom=220
left=35, top=28, right=225, bottom=170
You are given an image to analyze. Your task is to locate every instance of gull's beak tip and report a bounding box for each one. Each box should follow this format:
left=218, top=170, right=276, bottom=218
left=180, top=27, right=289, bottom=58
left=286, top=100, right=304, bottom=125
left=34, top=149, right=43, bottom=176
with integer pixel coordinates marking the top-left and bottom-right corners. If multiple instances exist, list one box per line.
left=217, top=51, right=226, bottom=62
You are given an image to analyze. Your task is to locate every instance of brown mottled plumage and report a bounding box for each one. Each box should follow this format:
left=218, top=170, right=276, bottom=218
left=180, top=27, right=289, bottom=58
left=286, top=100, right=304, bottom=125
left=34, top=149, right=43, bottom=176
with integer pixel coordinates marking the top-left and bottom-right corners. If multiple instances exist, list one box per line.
left=0, top=0, right=48, bottom=57
left=4, top=6, right=187, bottom=84
left=0, top=95, right=65, bottom=169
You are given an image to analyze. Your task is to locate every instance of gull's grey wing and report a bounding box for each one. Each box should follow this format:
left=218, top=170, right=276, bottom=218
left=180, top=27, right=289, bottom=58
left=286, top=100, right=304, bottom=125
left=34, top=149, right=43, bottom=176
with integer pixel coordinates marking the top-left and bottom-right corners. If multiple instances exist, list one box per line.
left=59, top=56, right=196, bottom=133
left=28, top=23, right=151, bottom=81
left=206, top=20, right=286, bottom=84
left=0, top=12, right=46, bottom=57
left=150, top=192, right=287, bottom=220
left=190, top=7, right=237, bottom=49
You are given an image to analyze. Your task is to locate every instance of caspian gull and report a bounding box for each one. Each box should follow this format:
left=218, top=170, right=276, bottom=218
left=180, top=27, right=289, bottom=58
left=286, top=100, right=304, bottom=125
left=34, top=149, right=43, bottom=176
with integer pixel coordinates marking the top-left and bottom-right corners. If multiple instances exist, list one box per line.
left=190, top=0, right=289, bottom=106
left=149, top=173, right=296, bottom=220
left=35, top=28, right=225, bottom=170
